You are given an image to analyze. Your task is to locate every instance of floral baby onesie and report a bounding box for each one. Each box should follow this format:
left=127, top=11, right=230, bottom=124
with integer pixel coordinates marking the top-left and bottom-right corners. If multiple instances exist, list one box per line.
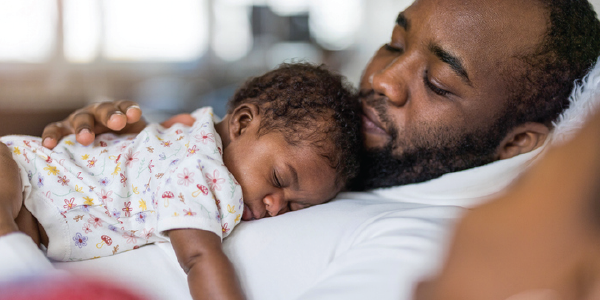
left=1, top=107, right=243, bottom=261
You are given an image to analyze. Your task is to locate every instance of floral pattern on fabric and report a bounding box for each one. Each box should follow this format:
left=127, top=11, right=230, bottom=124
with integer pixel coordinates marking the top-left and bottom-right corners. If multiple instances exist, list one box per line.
left=1, top=107, right=243, bottom=261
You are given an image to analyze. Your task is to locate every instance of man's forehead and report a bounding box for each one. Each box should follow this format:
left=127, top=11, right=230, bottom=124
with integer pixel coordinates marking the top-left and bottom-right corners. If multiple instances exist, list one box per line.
left=403, top=0, right=547, bottom=39
left=399, top=0, right=548, bottom=77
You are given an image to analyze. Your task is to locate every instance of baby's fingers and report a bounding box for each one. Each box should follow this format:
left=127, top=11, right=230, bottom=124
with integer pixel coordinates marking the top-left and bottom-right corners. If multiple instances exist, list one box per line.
left=41, top=121, right=73, bottom=149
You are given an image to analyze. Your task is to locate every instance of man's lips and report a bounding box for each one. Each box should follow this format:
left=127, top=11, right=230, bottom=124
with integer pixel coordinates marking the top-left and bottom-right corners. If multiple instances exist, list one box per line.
left=361, top=106, right=387, bottom=136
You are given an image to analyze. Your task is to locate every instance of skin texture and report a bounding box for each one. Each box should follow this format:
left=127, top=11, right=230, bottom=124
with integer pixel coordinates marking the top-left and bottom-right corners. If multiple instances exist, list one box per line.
left=170, top=229, right=246, bottom=300
left=41, top=100, right=145, bottom=149
left=216, top=104, right=339, bottom=220
left=361, top=0, right=548, bottom=152
left=355, top=0, right=551, bottom=189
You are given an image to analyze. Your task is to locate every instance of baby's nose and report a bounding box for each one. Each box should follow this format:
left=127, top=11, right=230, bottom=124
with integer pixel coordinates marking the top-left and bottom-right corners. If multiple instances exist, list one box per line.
left=263, top=194, right=287, bottom=217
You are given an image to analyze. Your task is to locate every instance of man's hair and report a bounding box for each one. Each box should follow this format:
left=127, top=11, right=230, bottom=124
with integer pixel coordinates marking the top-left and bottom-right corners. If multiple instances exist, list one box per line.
left=502, top=0, right=600, bottom=132
left=228, top=63, right=362, bottom=187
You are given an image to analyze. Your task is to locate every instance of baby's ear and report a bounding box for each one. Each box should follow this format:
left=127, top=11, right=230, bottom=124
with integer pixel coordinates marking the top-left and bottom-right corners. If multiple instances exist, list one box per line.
left=228, top=103, right=260, bottom=140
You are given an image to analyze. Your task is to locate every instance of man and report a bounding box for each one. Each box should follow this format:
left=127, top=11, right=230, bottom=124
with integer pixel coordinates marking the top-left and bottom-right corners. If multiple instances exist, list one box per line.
left=7, top=0, right=600, bottom=299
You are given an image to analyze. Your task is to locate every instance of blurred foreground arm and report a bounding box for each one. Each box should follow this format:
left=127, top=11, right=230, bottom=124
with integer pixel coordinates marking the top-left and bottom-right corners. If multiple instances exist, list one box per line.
left=41, top=100, right=145, bottom=149
left=416, top=108, right=600, bottom=300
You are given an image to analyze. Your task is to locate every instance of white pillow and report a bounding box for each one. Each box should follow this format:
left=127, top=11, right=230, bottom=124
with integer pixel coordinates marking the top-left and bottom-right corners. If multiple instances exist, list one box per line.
left=552, top=57, right=600, bottom=145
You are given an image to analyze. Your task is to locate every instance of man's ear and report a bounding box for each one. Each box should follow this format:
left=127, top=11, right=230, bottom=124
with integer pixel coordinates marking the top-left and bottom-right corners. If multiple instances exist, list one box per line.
left=228, top=103, right=260, bottom=141
left=496, top=122, right=550, bottom=160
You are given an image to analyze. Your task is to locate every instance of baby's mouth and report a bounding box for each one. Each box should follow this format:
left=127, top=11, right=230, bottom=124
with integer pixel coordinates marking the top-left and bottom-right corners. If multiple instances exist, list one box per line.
left=242, top=205, right=255, bottom=221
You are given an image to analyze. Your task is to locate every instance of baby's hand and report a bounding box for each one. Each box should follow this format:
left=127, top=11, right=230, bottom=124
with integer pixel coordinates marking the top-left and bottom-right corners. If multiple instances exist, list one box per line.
left=41, top=100, right=146, bottom=149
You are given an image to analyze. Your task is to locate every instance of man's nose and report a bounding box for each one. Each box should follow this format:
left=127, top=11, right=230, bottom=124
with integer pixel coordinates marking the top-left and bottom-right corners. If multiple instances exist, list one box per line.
left=263, top=194, right=287, bottom=217
left=369, top=57, right=410, bottom=107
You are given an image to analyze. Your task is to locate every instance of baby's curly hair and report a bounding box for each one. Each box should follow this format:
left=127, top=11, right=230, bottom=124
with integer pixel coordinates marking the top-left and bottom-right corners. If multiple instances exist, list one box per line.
left=228, top=63, right=362, bottom=188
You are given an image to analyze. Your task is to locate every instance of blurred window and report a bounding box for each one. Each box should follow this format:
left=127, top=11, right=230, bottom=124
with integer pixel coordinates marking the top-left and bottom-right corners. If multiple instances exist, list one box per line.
left=64, top=0, right=101, bottom=63
left=101, top=0, right=209, bottom=62
left=0, top=0, right=364, bottom=64
left=0, top=0, right=209, bottom=63
left=0, top=0, right=57, bottom=62
left=212, top=1, right=253, bottom=62
left=310, top=0, right=362, bottom=50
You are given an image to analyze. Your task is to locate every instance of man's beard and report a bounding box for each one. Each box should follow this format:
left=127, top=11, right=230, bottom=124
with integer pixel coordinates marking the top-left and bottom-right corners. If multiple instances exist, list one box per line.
left=351, top=97, right=510, bottom=191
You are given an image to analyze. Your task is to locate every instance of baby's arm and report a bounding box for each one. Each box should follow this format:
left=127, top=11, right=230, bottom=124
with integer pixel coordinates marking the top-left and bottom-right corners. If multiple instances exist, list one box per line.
left=170, top=229, right=245, bottom=300
left=0, top=142, right=23, bottom=236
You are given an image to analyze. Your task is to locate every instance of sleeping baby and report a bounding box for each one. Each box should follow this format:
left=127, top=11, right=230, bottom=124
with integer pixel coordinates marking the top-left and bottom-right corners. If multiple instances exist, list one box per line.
left=0, top=63, right=361, bottom=299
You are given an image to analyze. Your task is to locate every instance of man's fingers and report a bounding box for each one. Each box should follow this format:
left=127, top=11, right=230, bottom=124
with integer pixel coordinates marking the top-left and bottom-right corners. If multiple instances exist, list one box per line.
left=70, top=111, right=97, bottom=146
left=40, top=100, right=144, bottom=149
left=115, top=100, right=142, bottom=124
left=41, top=122, right=71, bottom=149
left=93, top=102, right=127, bottom=131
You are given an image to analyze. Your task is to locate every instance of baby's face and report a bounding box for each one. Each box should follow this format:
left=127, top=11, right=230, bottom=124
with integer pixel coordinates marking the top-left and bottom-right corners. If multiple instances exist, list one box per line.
left=223, top=131, right=340, bottom=221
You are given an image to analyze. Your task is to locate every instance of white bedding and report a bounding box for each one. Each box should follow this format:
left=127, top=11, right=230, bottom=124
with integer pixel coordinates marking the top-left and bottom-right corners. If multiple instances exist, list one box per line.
left=0, top=149, right=540, bottom=300
left=2, top=198, right=458, bottom=300
left=3, top=59, right=600, bottom=300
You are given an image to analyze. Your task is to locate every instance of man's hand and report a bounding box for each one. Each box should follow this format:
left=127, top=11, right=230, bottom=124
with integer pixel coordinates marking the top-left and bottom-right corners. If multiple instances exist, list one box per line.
left=41, top=100, right=146, bottom=149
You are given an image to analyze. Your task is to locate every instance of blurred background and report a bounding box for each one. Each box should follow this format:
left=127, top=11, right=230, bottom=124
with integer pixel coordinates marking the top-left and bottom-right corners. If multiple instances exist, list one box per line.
left=0, top=0, right=599, bottom=136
